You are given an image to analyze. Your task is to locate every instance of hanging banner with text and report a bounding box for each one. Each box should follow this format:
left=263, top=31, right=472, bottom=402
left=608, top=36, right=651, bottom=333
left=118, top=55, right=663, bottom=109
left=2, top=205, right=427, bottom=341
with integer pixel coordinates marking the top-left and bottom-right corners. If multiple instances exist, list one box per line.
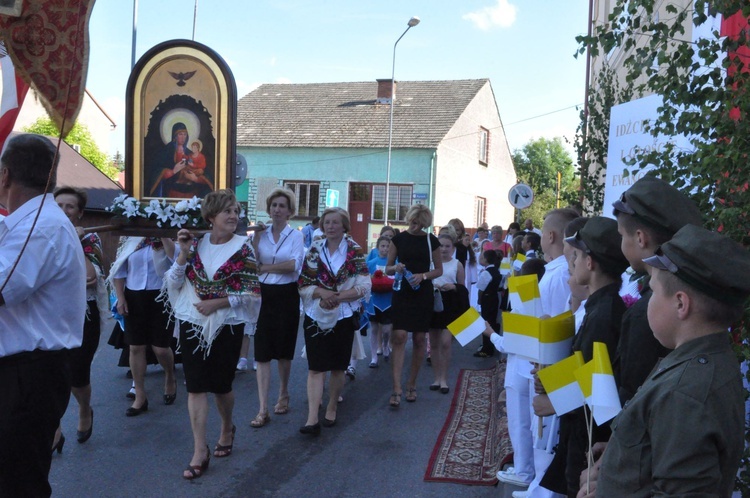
left=602, top=94, right=692, bottom=218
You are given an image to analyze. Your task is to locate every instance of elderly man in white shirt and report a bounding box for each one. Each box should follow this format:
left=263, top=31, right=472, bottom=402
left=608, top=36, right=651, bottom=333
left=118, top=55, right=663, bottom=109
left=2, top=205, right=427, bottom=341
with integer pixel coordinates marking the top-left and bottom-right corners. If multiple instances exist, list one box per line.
left=0, top=134, right=86, bottom=497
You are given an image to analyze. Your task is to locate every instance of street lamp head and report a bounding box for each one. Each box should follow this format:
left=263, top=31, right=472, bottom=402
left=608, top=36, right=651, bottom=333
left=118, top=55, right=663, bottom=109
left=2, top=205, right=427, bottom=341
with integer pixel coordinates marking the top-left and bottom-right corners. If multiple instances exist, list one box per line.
left=408, top=16, right=420, bottom=27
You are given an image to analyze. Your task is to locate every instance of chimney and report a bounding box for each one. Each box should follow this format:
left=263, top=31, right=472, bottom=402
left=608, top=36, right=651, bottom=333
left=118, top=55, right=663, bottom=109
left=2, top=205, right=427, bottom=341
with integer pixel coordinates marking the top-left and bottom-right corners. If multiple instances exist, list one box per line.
left=376, top=78, right=396, bottom=104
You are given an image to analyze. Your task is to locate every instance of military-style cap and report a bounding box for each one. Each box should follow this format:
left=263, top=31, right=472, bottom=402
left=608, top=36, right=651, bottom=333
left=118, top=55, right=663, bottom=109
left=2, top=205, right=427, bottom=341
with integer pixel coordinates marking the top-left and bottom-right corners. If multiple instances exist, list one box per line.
left=564, top=216, right=629, bottom=273
left=612, top=176, right=702, bottom=234
left=644, top=225, right=750, bottom=304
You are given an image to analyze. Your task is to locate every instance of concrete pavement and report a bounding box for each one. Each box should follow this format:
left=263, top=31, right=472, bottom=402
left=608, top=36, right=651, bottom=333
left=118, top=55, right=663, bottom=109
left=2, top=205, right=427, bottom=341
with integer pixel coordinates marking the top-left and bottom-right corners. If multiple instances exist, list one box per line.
left=49, top=318, right=526, bottom=497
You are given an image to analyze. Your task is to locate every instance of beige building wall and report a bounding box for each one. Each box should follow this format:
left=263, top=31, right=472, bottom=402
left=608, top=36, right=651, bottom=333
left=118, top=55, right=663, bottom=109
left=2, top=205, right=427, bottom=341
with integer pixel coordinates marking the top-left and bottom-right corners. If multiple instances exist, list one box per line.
left=433, top=81, right=516, bottom=230
left=14, top=89, right=117, bottom=154
left=589, top=0, right=695, bottom=94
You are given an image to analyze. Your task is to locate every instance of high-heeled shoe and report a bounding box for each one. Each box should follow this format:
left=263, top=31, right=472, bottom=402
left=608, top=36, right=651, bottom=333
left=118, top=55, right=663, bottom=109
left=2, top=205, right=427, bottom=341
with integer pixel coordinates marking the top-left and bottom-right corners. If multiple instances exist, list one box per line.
left=77, top=409, right=94, bottom=443
left=299, top=423, right=321, bottom=436
left=213, top=425, right=236, bottom=458
left=126, top=399, right=149, bottom=417
left=183, top=445, right=210, bottom=480
left=51, top=433, right=65, bottom=455
left=164, top=378, right=178, bottom=405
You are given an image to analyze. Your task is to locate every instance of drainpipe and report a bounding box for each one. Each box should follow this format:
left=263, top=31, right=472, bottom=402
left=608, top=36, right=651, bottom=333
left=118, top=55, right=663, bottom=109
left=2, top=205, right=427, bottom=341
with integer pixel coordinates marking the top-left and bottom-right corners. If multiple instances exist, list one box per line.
left=429, top=150, right=436, bottom=216
left=581, top=0, right=594, bottom=206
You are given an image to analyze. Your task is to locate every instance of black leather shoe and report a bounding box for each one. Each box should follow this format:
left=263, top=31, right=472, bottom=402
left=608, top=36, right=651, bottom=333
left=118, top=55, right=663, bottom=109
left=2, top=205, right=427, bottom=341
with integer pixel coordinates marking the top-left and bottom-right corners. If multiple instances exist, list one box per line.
left=77, top=409, right=94, bottom=443
left=164, top=380, right=177, bottom=405
left=51, top=433, right=65, bottom=455
left=299, top=423, right=321, bottom=436
left=126, top=399, right=149, bottom=417
left=321, top=418, right=336, bottom=428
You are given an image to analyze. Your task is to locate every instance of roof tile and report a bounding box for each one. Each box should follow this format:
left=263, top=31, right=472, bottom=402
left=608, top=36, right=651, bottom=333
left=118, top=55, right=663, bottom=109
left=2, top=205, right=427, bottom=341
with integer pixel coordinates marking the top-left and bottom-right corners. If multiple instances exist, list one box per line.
left=237, top=79, right=489, bottom=149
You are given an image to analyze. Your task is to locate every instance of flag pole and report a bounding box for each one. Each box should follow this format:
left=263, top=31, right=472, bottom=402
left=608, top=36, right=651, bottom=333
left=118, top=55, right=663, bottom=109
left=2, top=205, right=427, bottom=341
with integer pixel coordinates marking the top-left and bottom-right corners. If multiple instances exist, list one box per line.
left=585, top=405, right=593, bottom=494
left=192, top=0, right=198, bottom=40
left=131, top=0, right=138, bottom=69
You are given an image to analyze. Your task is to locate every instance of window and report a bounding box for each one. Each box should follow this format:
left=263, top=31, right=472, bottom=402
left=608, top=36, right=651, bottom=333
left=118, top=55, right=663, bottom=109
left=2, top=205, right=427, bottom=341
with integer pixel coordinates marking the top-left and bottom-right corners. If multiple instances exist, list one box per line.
left=479, top=127, right=489, bottom=165
left=284, top=181, right=320, bottom=218
left=350, top=183, right=371, bottom=202
left=372, top=184, right=412, bottom=222
left=475, top=196, right=486, bottom=227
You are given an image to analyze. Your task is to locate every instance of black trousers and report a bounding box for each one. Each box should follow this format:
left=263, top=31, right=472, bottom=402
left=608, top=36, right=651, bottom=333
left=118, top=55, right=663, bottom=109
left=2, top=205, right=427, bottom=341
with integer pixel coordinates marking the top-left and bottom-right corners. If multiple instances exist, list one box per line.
left=0, top=349, right=71, bottom=498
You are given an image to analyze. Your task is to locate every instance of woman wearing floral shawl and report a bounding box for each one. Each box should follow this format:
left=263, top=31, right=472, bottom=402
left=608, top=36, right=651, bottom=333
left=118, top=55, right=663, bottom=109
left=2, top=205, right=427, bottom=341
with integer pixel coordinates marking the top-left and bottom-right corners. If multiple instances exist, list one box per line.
left=52, top=187, right=110, bottom=450
left=164, top=190, right=260, bottom=480
left=297, top=207, right=371, bottom=436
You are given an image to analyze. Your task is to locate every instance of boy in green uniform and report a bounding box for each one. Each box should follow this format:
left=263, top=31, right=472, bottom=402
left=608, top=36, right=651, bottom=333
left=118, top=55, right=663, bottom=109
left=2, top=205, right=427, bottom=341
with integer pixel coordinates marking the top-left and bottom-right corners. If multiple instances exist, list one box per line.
left=612, top=176, right=702, bottom=403
left=593, top=225, right=749, bottom=496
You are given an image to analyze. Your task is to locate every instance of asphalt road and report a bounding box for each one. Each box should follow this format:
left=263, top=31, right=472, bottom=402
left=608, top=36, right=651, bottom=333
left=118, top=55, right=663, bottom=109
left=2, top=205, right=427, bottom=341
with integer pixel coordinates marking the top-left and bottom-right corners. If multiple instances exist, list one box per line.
left=49, top=317, right=525, bottom=497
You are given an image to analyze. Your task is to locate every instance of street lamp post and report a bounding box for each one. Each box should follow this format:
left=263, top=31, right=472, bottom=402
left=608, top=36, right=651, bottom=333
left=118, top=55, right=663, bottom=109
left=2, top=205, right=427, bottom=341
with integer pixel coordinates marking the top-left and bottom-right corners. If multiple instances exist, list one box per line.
left=384, top=16, right=420, bottom=226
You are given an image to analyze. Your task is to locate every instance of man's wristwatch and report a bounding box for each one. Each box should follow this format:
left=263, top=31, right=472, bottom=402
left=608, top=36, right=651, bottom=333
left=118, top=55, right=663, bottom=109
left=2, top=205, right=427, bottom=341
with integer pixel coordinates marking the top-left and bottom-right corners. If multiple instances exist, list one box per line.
left=423, top=273, right=429, bottom=281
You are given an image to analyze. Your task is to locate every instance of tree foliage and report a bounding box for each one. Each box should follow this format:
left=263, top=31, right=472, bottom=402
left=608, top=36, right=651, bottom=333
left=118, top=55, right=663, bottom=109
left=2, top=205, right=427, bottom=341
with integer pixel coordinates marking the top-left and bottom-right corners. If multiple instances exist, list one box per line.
left=512, top=137, right=579, bottom=224
left=575, top=64, right=633, bottom=214
left=577, top=0, right=750, bottom=491
left=22, top=117, right=119, bottom=180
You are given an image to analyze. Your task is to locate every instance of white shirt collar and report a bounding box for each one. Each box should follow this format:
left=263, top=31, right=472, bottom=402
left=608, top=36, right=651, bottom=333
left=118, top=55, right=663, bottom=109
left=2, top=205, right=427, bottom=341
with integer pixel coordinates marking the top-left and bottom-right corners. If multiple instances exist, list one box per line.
left=2, top=194, right=50, bottom=232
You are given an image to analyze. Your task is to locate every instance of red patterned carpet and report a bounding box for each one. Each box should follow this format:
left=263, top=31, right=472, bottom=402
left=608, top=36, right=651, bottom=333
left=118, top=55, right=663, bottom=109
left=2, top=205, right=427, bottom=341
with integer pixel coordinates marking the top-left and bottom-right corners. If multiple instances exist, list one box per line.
left=424, top=362, right=512, bottom=485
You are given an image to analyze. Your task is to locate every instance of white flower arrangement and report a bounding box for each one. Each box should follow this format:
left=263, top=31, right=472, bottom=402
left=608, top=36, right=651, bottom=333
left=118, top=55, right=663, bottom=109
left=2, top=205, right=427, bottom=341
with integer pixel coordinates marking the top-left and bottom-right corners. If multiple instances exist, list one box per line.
left=107, top=194, right=206, bottom=228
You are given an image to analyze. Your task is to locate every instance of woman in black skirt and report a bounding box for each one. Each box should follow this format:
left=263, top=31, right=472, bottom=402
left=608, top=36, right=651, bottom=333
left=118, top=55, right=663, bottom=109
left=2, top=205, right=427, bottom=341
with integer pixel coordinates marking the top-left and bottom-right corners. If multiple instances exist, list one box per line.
left=164, top=190, right=261, bottom=479
left=298, top=207, right=371, bottom=435
left=428, top=233, right=466, bottom=394
left=52, top=187, right=109, bottom=448
left=249, top=188, right=305, bottom=428
left=385, top=204, right=443, bottom=407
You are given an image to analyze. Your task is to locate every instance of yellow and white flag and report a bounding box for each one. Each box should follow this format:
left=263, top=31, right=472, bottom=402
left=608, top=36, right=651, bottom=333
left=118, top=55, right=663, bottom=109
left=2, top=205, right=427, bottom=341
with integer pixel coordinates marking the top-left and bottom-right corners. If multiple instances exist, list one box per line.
left=507, top=274, right=542, bottom=317
left=590, top=342, right=621, bottom=425
left=512, top=253, right=526, bottom=272
left=573, top=342, right=621, bottom=426
left=538, top=351, right=585, bottom=416
left=502, top=312, right=540, bottom=361
left=538, top=311, right=575, bottom=364
left=574, top=358, right=595, bottom=403
left=500, top=257, right=512, bottom=276
left=447, top=307, right=486, bottom=347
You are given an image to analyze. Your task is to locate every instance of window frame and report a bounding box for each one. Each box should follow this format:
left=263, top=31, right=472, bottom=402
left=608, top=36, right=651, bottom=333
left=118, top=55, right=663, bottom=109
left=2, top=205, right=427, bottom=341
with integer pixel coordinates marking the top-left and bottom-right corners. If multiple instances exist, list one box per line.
left=283, top=180, right=320, bottom=219
left=475, top=196, right=487, bottom=228
left=479, top=127, right=489, bottom=165
left=371, top=183, right=413, bottom=222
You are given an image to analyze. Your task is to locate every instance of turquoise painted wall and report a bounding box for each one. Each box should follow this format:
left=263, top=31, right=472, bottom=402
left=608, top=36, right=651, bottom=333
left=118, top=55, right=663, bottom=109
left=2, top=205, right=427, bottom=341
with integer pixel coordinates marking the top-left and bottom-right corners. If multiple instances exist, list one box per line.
left=238, top=146, right=436, bottom=226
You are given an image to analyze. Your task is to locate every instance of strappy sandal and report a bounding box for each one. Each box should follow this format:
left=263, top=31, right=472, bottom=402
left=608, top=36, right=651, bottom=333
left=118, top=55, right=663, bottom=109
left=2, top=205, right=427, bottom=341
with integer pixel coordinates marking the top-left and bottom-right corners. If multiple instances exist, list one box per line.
left=183, top=445, right=210, bottom=480
left=405, top=388, right=417, bottom=402
left=250, top=412, right=270, bottom=428
left=214, top=425, right=236, bottom=458
left=274, top=395, right=290, bottom=415
left=389, top=392, right=402, bottom=408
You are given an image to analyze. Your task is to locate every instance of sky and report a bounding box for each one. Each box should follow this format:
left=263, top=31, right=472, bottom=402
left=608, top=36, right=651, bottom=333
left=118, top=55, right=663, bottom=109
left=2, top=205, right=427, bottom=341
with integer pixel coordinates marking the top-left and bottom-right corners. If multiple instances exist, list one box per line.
left=86, top=0, right=590, bottom=159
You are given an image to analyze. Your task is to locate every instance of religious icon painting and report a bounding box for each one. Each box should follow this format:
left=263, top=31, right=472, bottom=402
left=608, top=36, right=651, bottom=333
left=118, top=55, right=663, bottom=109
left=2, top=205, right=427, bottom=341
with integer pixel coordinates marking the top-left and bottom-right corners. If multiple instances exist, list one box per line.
left=126, top=39, right=236, bottom=200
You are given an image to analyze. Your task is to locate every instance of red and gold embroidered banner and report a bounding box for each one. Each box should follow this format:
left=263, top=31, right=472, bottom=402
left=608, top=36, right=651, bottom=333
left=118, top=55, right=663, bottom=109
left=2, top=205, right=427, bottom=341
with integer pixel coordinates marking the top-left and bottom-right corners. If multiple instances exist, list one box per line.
left=0, top=0, right=95, bottom=137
